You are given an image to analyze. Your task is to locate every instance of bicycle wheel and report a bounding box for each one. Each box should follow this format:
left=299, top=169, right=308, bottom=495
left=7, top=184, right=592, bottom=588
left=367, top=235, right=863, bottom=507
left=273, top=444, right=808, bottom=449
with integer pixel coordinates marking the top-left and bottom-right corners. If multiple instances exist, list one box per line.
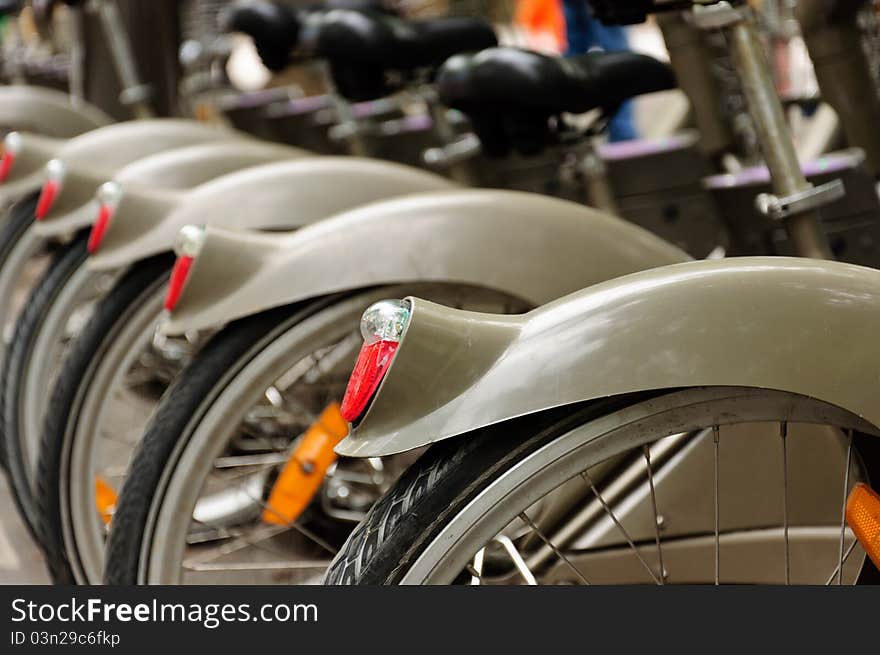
left=38, top=254, right=174, bottom=583
left=0, top=193, right=51, bottom=534
left=326, top=387, right=880, bottom=584
left=105, top=285, right=527, bottom=584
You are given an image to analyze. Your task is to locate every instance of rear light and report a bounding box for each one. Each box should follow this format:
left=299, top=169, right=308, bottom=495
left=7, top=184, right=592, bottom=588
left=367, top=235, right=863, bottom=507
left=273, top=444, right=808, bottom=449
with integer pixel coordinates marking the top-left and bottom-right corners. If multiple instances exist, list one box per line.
left=846, top=482, right=880, bottom=570
left=0, top=132, right=22, bottom=182
left=164, top=224, right=207, bottom=311
left=87, top=182, right=122, bottom=253
left=340, top=299, right=410, bottom=423
left=35, top=158, right=66, bottom=220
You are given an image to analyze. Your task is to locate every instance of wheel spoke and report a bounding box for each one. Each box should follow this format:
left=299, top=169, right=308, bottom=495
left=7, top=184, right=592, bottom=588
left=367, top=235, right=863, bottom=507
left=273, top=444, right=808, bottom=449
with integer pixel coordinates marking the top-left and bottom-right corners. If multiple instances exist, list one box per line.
left=186, top=473, right=338, bottom=573
left=185, top=523, right=296, bottom=567
left=642, top=446, right=665, bottom=584
left=244, top=486, right=339, bottom=557
left=492, top=536, right=537, bottom=585
left=579, top=471, right=662, bottom=584
left=780, top=421, right=790, bottom=585
left=469, top=548, right=485, bottom=586
left=214, top=452, right=290, bottom=469
left=713, top=424, right=720, bottom=586
left=825, top=539, right=857, bottom=586
left=518, top=511, right=591, bottom=585
left=837, top=430, right=853, bottom=585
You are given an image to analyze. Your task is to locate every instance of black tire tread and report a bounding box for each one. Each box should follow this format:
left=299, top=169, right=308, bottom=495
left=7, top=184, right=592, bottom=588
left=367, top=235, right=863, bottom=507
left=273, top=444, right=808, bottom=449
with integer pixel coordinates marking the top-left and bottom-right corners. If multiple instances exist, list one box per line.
left=0, top=192, right=39, bottom=471
left=1, top=229, right=86, bottom=546
left=324, top=408, right=578, bottom=585
left=103, top=302, right=312, bottom=584
left=325, top=399, right=880, bottom=585
left=37, top=254, right=173, bottom=584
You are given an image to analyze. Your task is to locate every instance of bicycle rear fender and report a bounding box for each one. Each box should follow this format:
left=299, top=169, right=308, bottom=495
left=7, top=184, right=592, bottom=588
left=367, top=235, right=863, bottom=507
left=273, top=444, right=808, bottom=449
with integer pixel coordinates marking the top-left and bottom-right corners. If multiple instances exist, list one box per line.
left=0, top=86, right=111, bottom=137
left=88, top=157, right=456, bottom=270
left=338, top=257, right=880, bottom=457
left=0, top=132, right=64, bottom=207
left=161, top=189, right=689, bottom=335
left=35, top=120, right=242, bottom=225
left=34, top=140, right=307, bottom=237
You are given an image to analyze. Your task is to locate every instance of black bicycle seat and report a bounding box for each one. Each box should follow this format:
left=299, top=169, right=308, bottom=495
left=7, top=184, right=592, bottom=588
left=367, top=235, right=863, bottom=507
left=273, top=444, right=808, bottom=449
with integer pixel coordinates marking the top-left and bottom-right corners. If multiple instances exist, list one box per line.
left=588, top=0, right=682, bottom=25
left=437, top=47, right=676, bottom=156
left=222, top=1, right=302, bottom=72
left=312, top=10, right=497, bottom=101
left=0, top=0, right=23, bottom=17
left=222, top=1, right=398, bottom=72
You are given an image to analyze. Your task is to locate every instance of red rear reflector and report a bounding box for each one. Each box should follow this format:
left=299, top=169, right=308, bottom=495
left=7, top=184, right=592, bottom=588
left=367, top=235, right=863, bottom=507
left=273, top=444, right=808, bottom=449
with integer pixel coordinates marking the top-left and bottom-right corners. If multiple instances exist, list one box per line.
left=35, top=180, right=59, bottom=220
left=0, top=132, right=21, bottom=183
left=0, top=151, right=15, bottom=182
left=340, top=339, right=400, bottom=422
left=164, top=256, right=194, bottom=311
left=339, top=299, right=411, bottom=423
left=87, top=203, right=114, bottom=253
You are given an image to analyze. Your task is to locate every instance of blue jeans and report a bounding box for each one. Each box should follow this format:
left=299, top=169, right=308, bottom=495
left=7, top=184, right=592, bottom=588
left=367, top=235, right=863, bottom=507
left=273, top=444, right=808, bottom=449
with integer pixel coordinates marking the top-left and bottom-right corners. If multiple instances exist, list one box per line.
left=562, top=0, right=637, bottom=142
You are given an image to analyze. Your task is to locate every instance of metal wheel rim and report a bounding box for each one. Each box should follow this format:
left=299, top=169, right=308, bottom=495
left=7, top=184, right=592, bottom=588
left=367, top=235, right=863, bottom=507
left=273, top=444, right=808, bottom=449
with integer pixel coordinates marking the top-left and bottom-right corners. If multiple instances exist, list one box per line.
left=21, top=266, right=117, bottom=487
left=397, top=387, right=874, bottom=584
left=143, top=285, right=525, bottom=584
left=62, top=278, right=166, bottom=583
left=0, top=226, right=43, bottom=381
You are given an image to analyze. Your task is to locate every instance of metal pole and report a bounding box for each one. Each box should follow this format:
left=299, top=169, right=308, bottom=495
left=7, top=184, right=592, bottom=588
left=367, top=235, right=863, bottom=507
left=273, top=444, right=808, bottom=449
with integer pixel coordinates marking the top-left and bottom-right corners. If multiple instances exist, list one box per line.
left=795, top=0, right=880, bottom=177
left=93, top=0, right=154, bottom=119
left=657, top=12, right=735, bottom=164
left=68, top=7, right=87, bottom=103
left=724, top=13, right=832, bottom=259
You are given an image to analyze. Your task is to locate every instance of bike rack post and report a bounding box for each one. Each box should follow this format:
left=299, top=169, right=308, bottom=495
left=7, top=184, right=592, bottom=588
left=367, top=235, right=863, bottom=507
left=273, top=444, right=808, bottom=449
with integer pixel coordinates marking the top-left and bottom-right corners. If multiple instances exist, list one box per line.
left=693, top=1, right=836, bottom=259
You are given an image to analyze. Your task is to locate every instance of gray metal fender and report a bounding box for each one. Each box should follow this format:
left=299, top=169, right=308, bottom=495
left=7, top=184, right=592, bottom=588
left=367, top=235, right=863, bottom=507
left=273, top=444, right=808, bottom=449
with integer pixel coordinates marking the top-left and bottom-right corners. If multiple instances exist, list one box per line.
left=162, top=189, right=689, bottom=335
left=34, top=140, right=307, bottom=237
left=35, top=120, right=243, bottom=228
left=0, top=132, right=65, bottom=206
left=339, top=257, right=880, bottom=457
left=0, top=86, right=111, bottom=137
left=88, top=158, right=456, bottom=270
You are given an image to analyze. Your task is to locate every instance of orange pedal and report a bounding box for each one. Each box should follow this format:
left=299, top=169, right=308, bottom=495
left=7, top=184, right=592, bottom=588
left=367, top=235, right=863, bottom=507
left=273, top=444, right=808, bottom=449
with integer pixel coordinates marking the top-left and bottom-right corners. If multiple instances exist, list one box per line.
left=262, top=403, right=349, bottom=526
left=95, top=476, right=118, bottom=526
left=846, top=483, right=880, bottom=570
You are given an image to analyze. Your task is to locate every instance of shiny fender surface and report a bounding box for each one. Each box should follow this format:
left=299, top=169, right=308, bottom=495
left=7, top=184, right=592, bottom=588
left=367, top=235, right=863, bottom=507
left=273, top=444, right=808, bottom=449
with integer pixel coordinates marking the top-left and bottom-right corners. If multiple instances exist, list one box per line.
left=339, top=257, right=880, bottom=457
left=35, top=120, right=241, bottom=226
left=0, top=132, right=64, bottom=205
left=163, top=189, right=689, bottom=335
left=0, top=86, right=111, bottom=137
left=34, top=140, right=306, bottom=237
left=89, top=157, right=455, bottom=270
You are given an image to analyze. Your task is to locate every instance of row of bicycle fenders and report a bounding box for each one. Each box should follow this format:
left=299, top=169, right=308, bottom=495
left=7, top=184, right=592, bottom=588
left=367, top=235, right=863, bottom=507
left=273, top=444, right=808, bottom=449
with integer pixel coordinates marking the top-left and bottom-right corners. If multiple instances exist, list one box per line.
left=0, top=0, right=878, bottom=586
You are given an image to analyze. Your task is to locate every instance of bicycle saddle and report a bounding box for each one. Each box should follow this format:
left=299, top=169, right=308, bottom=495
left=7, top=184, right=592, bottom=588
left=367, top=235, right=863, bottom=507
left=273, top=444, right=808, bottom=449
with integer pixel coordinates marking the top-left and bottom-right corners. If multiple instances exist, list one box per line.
left=437, top=47, right=676, bottom=156
left=587, top=0, right=681, bottom=25
left=222, top=0, right=396, bottom=72
left=311, top=10, right=497, bottom=101
left=0, top=0, right=23, bottom=17
left=222, top=1, right=302, bottom=72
